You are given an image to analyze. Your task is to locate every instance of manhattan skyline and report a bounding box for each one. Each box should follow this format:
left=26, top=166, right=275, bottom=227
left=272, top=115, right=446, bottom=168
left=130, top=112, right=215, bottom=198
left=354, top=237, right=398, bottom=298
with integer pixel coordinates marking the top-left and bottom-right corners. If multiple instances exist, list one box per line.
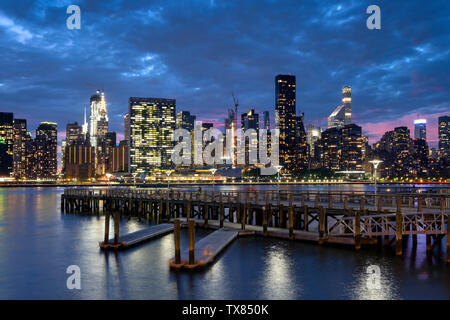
left=0, top=0, right=449, bottom=148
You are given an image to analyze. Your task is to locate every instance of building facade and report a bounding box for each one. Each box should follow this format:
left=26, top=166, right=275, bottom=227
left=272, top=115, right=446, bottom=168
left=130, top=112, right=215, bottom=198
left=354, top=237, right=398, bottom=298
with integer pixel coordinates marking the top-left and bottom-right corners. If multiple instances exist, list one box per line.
left=128, top=97, right=176, bottom=174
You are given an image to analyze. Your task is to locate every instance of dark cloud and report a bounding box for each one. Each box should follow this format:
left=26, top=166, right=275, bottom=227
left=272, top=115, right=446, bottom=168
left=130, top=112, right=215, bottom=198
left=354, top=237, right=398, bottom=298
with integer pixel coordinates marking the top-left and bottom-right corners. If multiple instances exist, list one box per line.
left=0, top=0, right=448, bottom=148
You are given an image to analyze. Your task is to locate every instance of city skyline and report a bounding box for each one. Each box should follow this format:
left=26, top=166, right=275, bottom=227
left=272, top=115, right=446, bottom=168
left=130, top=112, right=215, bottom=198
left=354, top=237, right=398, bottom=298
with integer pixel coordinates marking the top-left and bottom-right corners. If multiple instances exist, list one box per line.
left=0, top=0, right=448, bottom=149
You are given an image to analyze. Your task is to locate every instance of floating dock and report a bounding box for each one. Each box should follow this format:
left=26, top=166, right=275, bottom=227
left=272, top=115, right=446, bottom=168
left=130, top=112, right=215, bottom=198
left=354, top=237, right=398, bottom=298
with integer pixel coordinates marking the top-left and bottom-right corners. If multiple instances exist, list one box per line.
left=169, top=228, right=239, bottom=270
left=99, top=223, right=174, bottom=250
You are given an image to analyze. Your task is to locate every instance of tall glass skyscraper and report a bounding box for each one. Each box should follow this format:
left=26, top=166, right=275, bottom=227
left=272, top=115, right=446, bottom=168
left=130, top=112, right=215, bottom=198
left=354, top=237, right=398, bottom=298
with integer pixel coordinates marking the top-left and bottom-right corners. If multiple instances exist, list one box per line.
left=89, top=90, right=108, bottom=148
left=275, top=74, right=296, bottom=170
left=128, top=97, right=176, bottom=174
left=438, top=116, right=450, bottom=157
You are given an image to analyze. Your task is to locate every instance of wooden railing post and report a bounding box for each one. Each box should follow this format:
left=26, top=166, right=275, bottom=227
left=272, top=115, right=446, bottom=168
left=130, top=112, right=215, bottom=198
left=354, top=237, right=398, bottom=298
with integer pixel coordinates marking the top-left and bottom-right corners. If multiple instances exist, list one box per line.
left=219, top=193, right=224, bottom=228
left=395, top=196, right=402, bottom=256
left=288, top=194, right=294, bottom=240
left=355, top=209, right=361, bottom=250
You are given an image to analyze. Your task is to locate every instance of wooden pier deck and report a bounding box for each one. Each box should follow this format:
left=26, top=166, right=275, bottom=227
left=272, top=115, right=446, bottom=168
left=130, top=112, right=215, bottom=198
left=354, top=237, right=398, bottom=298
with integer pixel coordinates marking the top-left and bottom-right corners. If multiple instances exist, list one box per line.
left=62, top=187, right=450, bottom=264
left=99, top=223, right=174, bottom=250
left=169, top=228, right=239, bottom=270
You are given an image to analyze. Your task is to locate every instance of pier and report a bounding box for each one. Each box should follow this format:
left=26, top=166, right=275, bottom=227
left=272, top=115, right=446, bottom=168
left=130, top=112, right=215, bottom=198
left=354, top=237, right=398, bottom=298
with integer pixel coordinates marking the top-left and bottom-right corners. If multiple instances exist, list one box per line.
left=62, top=187, right=450, bottom=266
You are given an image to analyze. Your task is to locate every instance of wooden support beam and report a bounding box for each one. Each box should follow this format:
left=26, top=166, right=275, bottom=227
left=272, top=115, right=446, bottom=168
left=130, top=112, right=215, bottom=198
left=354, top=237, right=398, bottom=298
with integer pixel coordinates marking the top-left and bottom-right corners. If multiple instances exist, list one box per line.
left=114, top=211, right=120, bottom=245
left=104, top=211, right=110, bottom=244
left=344, top=196, right=348, bottom=211
left=395, top=200, right=402, bottom=256
left=288, top=194, right=294, bottom=240
left=315, top=195, right=319, bottom=208
left=377, top=196, right=383, bottom=212
left=318, top=206, right=325, bottom=245
left=328, top=194, right=333, bottom=209
left=219, top=193, right=224, bottom=228
left=304, top=205, right=309, bottom=231
left=360, top=197, right=365, bottom=211
left=263, top=194, right=268, bottom=236
left=174, top=219, right=181, bottom=264
left=188, top=220, right=195, bottom=265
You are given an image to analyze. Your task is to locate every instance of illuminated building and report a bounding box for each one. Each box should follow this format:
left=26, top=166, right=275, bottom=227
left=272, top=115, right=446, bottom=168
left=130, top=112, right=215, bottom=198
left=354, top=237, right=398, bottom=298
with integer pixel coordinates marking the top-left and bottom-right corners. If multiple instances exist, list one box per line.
left=241, top=109, right=259, bottom=166
left=176, top=111, right=196, bottom=131
left=342, top=86, right=352, bottom=125
left=414, top=119, right=427, bottom=140
left=33, top=122, right=58, bottom=179
left=89, top=90, right=108, bottom=148
left=320, top=127, right=340, bottom=170
left=307, top=125, right=321, bottom=157
left=129, top=97, right=176, bottom=174
left=105, top=132, right=117, bottom=147
left=13, top=119, right=31, bottom=179
left=294, top=113, right=308, bottom=171
left=328, top=86, right=352, bottom=129
left=340, top=124, right=363, bottom=171
left=393, top=126, right=412, bottom=177
left=412, top=138, right=429, bottom=176
left=438, top=116, right=450, bottom=157
left=275, top=74, right=297, bottom=170
left=0, top=113, right=14, bottom=177
left=108, top=140, right=129, bottom=173
left=124, top=113, right=129, bottom=142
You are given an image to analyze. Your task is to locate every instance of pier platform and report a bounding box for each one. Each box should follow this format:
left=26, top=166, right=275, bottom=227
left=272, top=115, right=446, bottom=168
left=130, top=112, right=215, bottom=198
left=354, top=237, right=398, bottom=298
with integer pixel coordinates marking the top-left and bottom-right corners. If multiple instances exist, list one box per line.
left=99, top=223, right=174, bottom=250
left=169, top=228, right=239, bottom=270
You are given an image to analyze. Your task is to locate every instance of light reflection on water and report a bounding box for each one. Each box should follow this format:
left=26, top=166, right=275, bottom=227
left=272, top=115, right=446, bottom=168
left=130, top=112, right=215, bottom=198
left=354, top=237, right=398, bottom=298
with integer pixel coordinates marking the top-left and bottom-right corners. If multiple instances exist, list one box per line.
left=0, top=186, right=449, bottom=299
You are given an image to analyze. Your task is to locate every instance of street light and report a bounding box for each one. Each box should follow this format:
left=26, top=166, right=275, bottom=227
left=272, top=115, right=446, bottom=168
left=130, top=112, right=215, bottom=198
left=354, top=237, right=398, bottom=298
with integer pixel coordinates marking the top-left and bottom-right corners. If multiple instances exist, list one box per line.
left=369, top=160, right=383, bottom=195
left=165, top=170, right=173, bottom=190
left=209, top=168, right=217, bottom=193
left=275, top=165, right=283, bottom=194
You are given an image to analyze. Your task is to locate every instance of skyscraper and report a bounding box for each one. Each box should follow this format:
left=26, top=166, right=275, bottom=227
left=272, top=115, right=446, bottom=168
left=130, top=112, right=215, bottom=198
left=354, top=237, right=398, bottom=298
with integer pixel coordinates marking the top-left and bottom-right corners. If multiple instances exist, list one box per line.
left=414, top=119, right=427, bottom=140
left=0, top=112, right=14, bottom=177
left=342, top=86, right=352, bottom=126
left=307, top=125, right=321, bottom=157
left=328, top=86, right=352, bottom=129
left=124, top=113, right=129, bottom=142
left=241, top=109, right=259, bottom=166
left=34, top=122, right=58, bottom=179
left=340, top=124, right=363, bottom=171
left=13, top=119, right=30, bottom=179
left=129, top=97, right=176, bottom=174
left=438, top=116, right=450, bottom=157
left=393, top=126, right=412, bottom=177
left=176, top=111, right=196, bottom=131
left=275, top=74, right=296, bottom=170
left=89, top=90, right=108, bottom=148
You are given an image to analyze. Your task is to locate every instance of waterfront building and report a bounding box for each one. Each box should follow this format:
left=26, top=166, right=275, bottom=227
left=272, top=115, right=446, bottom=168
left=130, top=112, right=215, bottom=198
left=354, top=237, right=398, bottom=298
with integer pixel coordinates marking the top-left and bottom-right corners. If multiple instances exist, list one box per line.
left=294, top=113, right=308, bottom=171
left=64, top=142, right=96, bottom=180
left=307, top=125, right=321, bottom=159
left=393, top=126, right=412, bottom=177
left=33, top=122, right=58, bottom=179
left=108, top=140, right=129, bottom=173
left=412, top=138, right=429, bottom=176
left=275, top=74, right=297, bottom=171
left=0, top=112, right=14, bottom=177
left=128, top=97, right=176, bottom=174
left=320, top=127, right=340, bottom=171
left=12, top=119, right=30, bottom=179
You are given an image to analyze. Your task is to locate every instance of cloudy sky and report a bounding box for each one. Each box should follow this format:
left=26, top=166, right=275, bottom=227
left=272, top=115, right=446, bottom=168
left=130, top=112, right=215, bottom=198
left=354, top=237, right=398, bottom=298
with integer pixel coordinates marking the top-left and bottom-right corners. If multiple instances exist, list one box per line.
left=0, top=0, right=449, bottom=149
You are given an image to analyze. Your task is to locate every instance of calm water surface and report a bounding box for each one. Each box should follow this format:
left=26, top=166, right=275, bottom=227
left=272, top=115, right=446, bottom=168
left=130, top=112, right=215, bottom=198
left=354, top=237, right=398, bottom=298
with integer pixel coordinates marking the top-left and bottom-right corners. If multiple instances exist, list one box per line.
left=0, top=185, right=449, bottom=299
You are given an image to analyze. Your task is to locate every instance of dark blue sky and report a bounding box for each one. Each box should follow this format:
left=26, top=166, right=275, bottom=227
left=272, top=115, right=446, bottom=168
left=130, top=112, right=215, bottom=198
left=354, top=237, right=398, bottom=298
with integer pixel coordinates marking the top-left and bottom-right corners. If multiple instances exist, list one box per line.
left=0, top=0, right=449, bottom=148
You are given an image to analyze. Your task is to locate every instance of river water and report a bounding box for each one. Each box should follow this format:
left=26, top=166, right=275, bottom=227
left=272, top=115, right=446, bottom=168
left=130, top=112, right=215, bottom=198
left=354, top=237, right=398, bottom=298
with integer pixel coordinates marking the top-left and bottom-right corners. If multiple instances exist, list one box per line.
left=0, top=185, right=449, bottom=299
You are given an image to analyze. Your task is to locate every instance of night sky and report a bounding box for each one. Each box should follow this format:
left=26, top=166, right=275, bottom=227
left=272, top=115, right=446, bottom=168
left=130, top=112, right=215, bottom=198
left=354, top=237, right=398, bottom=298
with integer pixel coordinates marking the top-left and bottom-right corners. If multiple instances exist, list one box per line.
left=0, top=0, right=449, bottom=149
